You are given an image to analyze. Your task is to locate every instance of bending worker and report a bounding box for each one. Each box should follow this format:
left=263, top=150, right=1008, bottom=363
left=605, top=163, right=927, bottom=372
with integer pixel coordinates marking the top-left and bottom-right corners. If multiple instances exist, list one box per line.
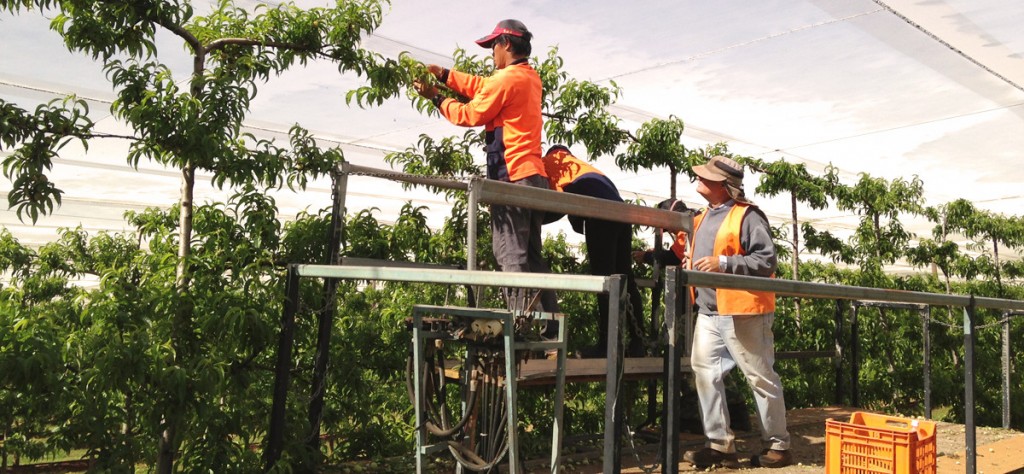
left=413, top=19, right=556, bottom=313
left=541, top=145, right=644, bottom=357
left=683, top=155, right=792, bottom=470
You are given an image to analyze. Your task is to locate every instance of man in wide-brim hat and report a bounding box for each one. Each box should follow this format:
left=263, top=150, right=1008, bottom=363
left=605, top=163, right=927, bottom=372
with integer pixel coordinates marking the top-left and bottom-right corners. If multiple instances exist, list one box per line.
left=684, top=155, right=793, bottom=469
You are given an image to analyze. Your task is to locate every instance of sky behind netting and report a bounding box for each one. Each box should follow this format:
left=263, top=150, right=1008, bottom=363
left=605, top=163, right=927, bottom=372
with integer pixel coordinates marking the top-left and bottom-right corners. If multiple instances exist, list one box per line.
left=2, top=0, right=1023, bottom=271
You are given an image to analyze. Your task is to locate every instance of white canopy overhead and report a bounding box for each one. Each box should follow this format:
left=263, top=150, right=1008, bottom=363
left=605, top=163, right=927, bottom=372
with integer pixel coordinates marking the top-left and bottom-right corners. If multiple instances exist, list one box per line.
left=2, top=0, right=1022, bottom=270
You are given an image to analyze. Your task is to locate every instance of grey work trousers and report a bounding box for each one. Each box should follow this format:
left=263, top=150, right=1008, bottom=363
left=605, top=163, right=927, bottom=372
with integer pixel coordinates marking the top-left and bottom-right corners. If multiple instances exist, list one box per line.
left=490, top=174, right=558, bottom=313
left=691, top=312, right=790, bottom=453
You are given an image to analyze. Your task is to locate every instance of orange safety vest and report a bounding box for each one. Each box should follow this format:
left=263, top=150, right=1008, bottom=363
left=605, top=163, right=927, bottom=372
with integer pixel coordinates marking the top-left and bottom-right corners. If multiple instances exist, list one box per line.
left=688, top=203, right=776, bottom=315
left=541, top=148, right=605, bottom=191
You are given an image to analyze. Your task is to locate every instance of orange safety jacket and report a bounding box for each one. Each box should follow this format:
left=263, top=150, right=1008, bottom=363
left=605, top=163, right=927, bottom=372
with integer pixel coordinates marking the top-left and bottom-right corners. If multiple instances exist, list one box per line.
left=541, top=147, right=623, bottom=233
left=688, top=203, right=776, bottom=315
left=542, top=148, right=605, bottom=191
left=670, top=231, right=688, bottom=262
left=439, top=62, right=546, bottom=182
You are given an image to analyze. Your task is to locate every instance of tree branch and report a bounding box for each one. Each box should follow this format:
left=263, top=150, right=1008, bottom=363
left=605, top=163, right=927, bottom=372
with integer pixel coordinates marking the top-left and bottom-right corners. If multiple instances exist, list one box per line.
left=153, top=18, right=201, bottom=55
left=542, top=111, right=573, bottom=122
left=541, top=112, right=639, bottom=143
left=79, top=132, right=140, bottom=141
left=206, top=37, right=315, bottom=54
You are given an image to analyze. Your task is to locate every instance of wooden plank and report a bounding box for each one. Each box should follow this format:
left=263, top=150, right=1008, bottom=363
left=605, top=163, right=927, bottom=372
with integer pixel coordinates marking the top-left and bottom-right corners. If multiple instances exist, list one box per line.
left=443, top=356, right=690, bottom=386
left=516, top=357, right=692, bottom=386
left=442, top=350, right=835, bottom=386
left=479, top=179, right=692, bottom=232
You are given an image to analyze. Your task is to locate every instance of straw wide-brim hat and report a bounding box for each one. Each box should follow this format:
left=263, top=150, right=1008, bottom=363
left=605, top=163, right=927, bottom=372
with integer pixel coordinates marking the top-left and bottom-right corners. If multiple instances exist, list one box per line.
left=692, top=155, right=750, bottom=203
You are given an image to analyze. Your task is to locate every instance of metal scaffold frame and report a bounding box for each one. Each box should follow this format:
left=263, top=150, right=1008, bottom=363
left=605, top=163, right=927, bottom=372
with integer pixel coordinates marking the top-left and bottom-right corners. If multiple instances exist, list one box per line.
left=262, top=162, right=1024, bottom=474
left=266, top=265, right=627, bottom=473
left=263, top=162, right=690, bottom=473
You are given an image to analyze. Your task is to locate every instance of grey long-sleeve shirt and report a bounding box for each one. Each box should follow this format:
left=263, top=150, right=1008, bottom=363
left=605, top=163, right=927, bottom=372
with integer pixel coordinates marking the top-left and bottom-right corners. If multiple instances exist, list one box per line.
left=692, top=200, right=777, bottom=315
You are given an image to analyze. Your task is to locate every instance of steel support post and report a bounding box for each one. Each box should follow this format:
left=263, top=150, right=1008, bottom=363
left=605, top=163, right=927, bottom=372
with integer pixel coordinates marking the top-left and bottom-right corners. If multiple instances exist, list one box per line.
left=833, top=299, right=844, bottom=405
left=412, top=309, right=428, bottom=473
left=467, top=178, right=479, bottom=272
left=851, top=304, right=860, bottom=407
left=663, top=267, right=685, bottom=473
left=467, top=178, right=479, bottom=307
left=306, top=168, right=348, bottom=457
left=683, top=281, right=694, bottom=358
left=646, top=231, right=664, bottom=428
left=1002, top=311, right=1011, bottom=429
left=264, top=265, right=300, bottom=471
left=923, top=306, right=932, bottom=419
left=964, top=297, right=977, bottom=474
left=503, top=310, right=521, bottom=473
left=456, top=344, right=472, bottom=474
left=550, top=313, right=567, bottom=474
left=603, top=275, right=625, bottom=474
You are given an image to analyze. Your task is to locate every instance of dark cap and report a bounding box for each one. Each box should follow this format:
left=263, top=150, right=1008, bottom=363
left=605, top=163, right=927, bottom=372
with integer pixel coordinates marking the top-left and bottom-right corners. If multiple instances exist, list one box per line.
left=475, top=19, right=531, bottom=48
left=656, top=198, right=689, bottom=213
left=545, top=144, right=571, bottom=156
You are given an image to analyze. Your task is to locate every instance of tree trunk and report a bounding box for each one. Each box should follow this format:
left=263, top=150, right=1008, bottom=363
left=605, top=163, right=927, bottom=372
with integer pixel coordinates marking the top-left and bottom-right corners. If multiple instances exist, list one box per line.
left=788, top=192, right=802, bottom=324
left=669, top=164, right=677, bottom=199
left=992, top=236, right=1002, bottom=294
left=2, top=424, right=8, bottom=473
left=175, top=163, right=195, bottom=288
left=157, top=48, right=204, bottom=474
left=942, top=213, right=951, bottom=293
left=157, top=163, right=196, bottom=474
left=873, top=214, right=882, bottom=262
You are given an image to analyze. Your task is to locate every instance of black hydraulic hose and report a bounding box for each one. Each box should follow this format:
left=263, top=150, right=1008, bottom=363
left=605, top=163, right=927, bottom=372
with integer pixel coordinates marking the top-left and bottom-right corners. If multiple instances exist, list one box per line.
left=447, top=439, right=510, bottom=473
left=487, top=358, right=504, bottom=461
left=406, top=342, right=512, bottom=471
left=405, top=352, right=479, bottom=438
left=481, top=360, right=493, bottom=459
left=429, top=379, right=478, bottom=438
left=435, top=348, right=450, bottom=429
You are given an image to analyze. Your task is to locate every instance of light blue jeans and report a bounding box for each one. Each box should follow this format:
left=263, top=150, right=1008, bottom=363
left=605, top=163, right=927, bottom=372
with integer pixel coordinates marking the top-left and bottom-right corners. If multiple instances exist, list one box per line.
left=691, top=312, right=790, bottom=453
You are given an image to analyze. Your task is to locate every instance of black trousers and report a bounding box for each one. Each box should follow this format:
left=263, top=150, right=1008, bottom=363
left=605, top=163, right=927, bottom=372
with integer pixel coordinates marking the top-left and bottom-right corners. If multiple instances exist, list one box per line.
left=584, top=218, right=645, bottom=352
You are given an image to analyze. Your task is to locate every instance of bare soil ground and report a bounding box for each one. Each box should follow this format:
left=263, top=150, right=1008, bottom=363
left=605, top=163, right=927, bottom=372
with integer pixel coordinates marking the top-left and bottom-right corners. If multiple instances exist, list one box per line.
left=521, top=406, right=1024, bottom=473
left=321, top=406, right=1024, bottom=473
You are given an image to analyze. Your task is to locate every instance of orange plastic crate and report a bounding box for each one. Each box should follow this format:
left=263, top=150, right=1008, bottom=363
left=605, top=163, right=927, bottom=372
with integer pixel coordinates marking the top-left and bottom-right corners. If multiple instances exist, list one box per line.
left=825, top=412, right=936, bottom=474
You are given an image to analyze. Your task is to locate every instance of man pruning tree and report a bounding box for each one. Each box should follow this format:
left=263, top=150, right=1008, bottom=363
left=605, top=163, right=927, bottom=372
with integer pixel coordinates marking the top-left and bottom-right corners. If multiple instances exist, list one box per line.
left=414, top=19, right=557, bottom=316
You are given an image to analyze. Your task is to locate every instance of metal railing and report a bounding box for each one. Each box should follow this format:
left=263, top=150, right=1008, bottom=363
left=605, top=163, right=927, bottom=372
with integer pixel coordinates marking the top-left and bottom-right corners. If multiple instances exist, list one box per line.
left=338, top=163, right=690, bottom=271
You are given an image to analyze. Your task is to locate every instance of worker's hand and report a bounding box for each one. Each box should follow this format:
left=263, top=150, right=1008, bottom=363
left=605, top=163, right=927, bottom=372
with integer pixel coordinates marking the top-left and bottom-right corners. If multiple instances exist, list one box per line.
left=413, top=80, right=438, bottom=100
left=632, top=250, right=649, bottom=265
left=426, top=64, right=446, bottom=81
left=693, top=255, right=723, bottom=273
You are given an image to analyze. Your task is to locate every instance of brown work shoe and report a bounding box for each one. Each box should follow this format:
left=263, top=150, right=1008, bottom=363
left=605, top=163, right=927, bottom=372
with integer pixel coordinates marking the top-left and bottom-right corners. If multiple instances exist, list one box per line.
left=683, top=447, right=742, bottom=469
left=751, top=448, right=793, bottom=468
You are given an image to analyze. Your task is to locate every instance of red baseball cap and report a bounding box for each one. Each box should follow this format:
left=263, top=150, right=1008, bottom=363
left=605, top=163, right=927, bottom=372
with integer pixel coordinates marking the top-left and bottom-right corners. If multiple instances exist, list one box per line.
left=475, top=19, right=530, bottom=48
